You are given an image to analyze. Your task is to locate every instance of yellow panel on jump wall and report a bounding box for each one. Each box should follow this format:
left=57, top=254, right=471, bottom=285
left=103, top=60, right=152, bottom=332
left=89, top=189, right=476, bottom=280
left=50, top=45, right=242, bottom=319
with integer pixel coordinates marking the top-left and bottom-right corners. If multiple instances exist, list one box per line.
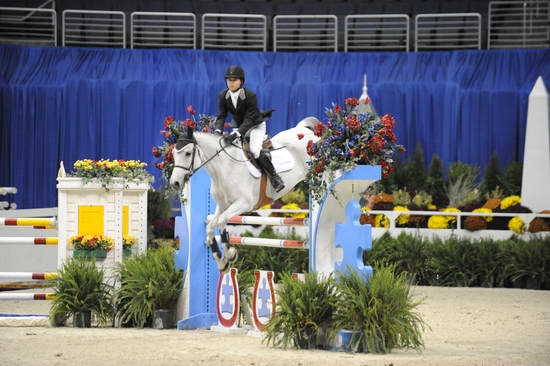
left=123, top=205, right=129, bottom=237
left=78, top=205, right=105, bottom=236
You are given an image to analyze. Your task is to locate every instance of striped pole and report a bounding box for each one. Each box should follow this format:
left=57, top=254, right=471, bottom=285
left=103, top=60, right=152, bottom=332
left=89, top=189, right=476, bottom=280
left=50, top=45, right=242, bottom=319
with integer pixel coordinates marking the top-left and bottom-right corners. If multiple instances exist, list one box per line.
left=227, top=216, right=308, bottom=226
left=0, top=272, right=58, bottom=280
left=0, top=237, right=58, bottom=245
left=0, top=187, right=17, bottom=195
left=229, top=236, right=306, bottom=249
left=0, top=283, right=51, bottom=289
left=0, top=218, right=57, bottom=227
left=0, top=293, right=55, bottom=301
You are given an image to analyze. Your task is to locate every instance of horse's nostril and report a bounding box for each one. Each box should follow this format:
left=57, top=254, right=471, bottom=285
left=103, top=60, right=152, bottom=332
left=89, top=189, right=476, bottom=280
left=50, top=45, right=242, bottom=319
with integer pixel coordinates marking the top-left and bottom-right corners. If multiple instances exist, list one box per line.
left=174, top=181, right=180, bottom=189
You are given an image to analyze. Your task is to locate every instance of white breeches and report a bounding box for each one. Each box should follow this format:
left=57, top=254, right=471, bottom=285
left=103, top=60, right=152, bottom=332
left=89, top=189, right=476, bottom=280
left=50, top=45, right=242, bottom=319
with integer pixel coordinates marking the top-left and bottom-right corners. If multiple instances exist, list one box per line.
left=249, top=122, right=266, bottom=159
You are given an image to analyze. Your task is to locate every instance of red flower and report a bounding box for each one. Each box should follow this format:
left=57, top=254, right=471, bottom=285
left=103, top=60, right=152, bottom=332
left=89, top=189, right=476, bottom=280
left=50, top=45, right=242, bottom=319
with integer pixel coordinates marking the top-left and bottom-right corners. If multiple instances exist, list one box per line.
left=224, top=123, right=230, bottom=129
left=186, top=105, right=196, bottom=115
left=344, top=97, right=359, bottom=106
left=369, top=135, right=386, bottom=152
left=399, top=146, right=406, bottom=153
left=181, top=119, right=196, bottom=129
left=158, top=162, right=166, bottom=169
left=164, top=144, right=175, bottom=163
left=297, top=133, right=304, bottom=140
left=349, top=149, right=358, bottom=157
left=381, top=114, right=395, bottom=129
left=334, top=105, right=341, bottom=113
left=164, top=116, right=174, bottom=129
left=345, top=115, right=360, bottom=130
left=152, top=147, right=161, bottom=158
left=333, top=130, right=341, bottom=136
left=327, top=121, right=333, bottom=127
left=203, top=127, right=210, bottom=132
left=160, top=130, right=172, bottom=138
left=379, top=128, right=397, bottom=143
left=315, top=165, right=324, bottom=173
left=306, top=140, right=316, bottom=156
left=314, top=122, right=326, bottom=137
left=364, top=97, right=370, bottom=104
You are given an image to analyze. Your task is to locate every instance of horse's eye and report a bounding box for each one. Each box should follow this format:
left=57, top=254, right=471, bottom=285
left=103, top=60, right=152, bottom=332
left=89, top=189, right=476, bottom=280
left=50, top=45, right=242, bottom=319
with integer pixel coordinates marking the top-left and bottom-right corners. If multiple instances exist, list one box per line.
left=185, top=152, right=192, bottom=157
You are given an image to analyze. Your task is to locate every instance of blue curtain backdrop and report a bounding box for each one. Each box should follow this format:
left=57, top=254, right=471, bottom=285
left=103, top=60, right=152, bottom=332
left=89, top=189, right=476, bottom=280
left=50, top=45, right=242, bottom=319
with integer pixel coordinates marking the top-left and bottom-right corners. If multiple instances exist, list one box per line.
left=1, top=44, right=549, bottom=208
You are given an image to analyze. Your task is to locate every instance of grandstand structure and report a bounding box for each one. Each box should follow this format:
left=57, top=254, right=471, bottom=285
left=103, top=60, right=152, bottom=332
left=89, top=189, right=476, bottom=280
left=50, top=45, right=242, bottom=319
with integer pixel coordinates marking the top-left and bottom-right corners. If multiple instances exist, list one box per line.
left=0, top=0, right=548, bottom=52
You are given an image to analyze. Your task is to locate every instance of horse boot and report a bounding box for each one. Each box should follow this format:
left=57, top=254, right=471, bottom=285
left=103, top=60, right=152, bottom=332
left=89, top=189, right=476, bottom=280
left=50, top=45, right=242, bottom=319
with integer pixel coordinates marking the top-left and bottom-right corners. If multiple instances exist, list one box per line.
left=257, top=151, right=285, bottom=193
left=209, top=236, right=229, bottom=272
left=221, top=229, right=238, bottom=263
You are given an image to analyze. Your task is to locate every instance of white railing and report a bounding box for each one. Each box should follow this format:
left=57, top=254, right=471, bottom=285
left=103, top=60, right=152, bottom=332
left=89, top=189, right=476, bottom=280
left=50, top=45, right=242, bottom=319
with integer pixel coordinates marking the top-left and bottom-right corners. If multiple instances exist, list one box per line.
left=0, top=7, right=57, bottom=46
left=62, top=9, right=125, bottom=48
left=202, top=13, right=267, bottom=51
left=345, top=14, right=409, bottom=52
left=415, top=13, right=482, bottom=51
left=489, top=0, right=550, bottom=49
left=273, top=15, right=338, bottom=52
left=131, top=12, right=196, bottom=49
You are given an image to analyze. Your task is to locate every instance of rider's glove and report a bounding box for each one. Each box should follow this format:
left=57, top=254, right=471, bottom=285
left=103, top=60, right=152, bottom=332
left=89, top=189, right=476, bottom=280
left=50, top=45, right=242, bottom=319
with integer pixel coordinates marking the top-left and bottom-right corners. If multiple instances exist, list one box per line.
left=223, top=130, right=240, bottom=145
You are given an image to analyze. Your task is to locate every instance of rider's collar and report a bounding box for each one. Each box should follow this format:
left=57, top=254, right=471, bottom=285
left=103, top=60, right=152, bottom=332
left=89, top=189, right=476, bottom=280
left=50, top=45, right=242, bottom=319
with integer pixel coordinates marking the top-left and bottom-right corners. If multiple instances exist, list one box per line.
left=225, top=88, right=245, bottom=101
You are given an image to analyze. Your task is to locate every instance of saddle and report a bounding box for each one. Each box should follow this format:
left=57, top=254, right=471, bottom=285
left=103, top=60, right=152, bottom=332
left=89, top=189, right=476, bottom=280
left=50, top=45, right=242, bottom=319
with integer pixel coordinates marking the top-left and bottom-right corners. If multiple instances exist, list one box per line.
left=242, top=134, right=274, bottom=171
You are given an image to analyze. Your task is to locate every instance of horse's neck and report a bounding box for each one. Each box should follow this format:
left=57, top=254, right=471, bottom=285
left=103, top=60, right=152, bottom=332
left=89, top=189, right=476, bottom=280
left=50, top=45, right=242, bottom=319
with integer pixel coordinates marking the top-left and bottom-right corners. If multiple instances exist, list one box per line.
left=195, top=132, right=231, bottom=187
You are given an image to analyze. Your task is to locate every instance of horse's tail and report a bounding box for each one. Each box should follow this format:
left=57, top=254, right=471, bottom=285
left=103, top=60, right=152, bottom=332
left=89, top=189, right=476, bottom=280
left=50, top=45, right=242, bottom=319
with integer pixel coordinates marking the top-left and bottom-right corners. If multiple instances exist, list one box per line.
left=296, top=116, right=320, bottom=133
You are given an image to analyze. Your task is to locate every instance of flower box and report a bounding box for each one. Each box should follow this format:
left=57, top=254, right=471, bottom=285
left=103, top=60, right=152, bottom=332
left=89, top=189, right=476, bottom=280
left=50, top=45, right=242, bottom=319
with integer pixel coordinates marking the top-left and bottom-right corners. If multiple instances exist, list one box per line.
left=73, top=249, right=109, bottom=260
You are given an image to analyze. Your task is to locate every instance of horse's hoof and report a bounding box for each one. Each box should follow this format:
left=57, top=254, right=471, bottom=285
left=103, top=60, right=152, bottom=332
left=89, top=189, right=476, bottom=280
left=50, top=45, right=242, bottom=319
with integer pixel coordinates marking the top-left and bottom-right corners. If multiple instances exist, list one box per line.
left=213, top=253, right=229, bottom=273
left=225, top=247, right=239, bottom=263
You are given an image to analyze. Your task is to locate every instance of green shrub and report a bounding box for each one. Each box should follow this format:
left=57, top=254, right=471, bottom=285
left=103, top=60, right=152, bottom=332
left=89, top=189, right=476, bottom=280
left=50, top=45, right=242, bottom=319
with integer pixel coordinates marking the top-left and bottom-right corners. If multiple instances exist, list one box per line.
left=505, top=236, right=549, bottom=289
left=498, top=161, right=523, bottom=196
left=481, top=152, right=501, bottom=195
left=448, top=161, right=479, bottom=185
left=334, top=263, right=426, bottom=353
left=263, top=272, right=339, bottom=350
left=424, top=154, right=446, bottom=207
left=116, top=247, right=183, bottom=327
left=50, top=257, right=114, bottom=326
left=446, top=173, right=480, bottom=208
left=404, top=144, right=427, bottom=193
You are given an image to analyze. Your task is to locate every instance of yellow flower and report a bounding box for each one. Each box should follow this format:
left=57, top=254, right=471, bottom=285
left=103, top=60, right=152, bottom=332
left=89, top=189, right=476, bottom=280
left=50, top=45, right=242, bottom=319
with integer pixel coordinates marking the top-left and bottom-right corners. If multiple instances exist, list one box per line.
left=500, top=196, right=521, bottom=210
left=472, top=208, right=493, bottom=222
left=393, top=205, right=410, bottom=225
left=374, top=214, right=389, bottom=228
left=281, top=203, right=307, bottom=218
left=428, top=215, right=449, bottom=229
left=259, top=203, right=271, bottom=210
left=428, top=204, right=437, bottom=210
left=443, top=207, right=461, bottom=223
left=508, top=216, right=525, bottom=234
left=123, top=236, right=138, bottom=245
left=361, top=206, right=370, bottom=212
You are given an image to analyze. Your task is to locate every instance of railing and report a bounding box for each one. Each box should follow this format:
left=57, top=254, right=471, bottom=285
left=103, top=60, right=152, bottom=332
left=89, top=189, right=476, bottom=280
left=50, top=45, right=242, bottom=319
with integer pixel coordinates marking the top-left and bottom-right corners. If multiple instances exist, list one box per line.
left=415, top=13, right=482, bottom=51
left=488, top=0, right=550, bottom=49
left=345, top=14, right=409, bottom=52
left=0, top=7, right=57, bottom=46
left=62, top=10, right=125, bottom=48
left=202, top=13, right=267, bottom=51
left=131, top=12, right=196, bottom=49
left=273, top=15, right=338, bottom=52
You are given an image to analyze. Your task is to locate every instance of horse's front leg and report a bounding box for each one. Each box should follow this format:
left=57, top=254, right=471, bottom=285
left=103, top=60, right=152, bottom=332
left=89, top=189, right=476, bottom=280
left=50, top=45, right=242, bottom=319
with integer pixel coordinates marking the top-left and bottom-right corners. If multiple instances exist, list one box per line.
left=205, top=205, right=229, bottom=272
left=206, top=205, right=221, bottom=245
left=217, top=199, right=253, bottom=264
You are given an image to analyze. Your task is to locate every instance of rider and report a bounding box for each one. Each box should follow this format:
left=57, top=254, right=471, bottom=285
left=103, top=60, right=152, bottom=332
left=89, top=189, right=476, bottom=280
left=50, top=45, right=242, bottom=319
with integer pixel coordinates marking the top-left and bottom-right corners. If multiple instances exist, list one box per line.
left=214, top=65, right=285, bottom=193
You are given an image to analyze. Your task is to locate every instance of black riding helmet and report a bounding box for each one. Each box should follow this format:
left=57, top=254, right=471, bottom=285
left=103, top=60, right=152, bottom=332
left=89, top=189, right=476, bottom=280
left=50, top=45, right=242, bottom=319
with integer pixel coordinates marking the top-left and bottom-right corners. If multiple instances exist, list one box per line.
left=224, top=65, right=245, bottom=84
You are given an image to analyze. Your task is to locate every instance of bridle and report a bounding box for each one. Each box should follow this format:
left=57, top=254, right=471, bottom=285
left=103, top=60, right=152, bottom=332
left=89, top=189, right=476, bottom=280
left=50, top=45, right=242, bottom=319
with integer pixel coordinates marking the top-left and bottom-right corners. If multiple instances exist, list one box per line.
left=172, top=136, right=226, bottom=185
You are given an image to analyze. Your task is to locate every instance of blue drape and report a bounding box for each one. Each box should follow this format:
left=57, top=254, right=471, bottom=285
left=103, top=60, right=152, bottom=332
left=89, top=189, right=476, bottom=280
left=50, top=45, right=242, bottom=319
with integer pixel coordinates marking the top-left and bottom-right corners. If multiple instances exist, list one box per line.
left=1, top=44, right=549, bottom=208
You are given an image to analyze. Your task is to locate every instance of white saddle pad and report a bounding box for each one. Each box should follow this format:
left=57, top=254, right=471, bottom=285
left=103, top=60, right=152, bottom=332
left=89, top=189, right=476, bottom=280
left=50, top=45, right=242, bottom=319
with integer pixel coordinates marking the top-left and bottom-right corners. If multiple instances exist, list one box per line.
left=242, top=148, right=294, bottom=179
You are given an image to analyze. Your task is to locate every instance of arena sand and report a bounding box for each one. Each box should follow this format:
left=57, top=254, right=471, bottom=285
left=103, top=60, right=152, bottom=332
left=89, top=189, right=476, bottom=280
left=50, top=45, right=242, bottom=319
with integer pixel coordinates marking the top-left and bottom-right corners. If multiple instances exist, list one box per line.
left=1, top=286, right=549, bottom=366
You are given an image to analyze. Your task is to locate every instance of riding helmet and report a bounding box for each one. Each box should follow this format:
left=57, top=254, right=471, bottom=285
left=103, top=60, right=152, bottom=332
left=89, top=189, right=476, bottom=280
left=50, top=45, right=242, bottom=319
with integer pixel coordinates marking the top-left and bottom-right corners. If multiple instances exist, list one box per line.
left=224, top=65, right=245, bottom=83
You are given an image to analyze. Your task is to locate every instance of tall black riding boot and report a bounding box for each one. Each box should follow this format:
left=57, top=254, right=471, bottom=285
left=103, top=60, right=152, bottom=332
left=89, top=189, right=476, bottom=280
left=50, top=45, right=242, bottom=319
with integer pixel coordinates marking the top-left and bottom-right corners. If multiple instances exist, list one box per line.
left=257, top=152, right=285, bottom=193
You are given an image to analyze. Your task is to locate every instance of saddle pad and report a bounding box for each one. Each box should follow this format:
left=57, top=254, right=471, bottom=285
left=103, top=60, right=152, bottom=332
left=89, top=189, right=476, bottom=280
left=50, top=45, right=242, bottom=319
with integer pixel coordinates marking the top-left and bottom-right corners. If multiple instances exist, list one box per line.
left=243, top=148, right=294, bottom=179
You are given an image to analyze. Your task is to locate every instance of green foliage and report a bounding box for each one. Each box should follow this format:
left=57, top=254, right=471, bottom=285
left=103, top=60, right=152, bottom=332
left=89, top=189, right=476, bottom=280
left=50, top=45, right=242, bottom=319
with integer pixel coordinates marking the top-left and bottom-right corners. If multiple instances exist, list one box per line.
left=364, top=232, right=431, bottom=285
left=481, top=152, right=501, bottom=194
left=50, top=257, right=114, bottom=326
left=424, top=154, right=446, bottom=207
left=446, top=173, right=480, bottom=208
left=404, top=144, right=427, bottom=193
left=234, top=227, right=308, bottom=279
left=498, top=161, right=523, bottom=196
left=334, top=263, right=426, bottom=353
left=147, top=189, right=172, bottom=224
left=263, top=272, right=339, bottom=350
left=281, top=190, right=307, bottom=205
left=484, top=186, right=506, bottom=200
left=116, top=247, right=183, bottom=327
left=412, top=191, right=433, bottom=209
left=366, top=234, right=550, bottom=289
left=448, top=161, right=479, bottom=185
left=393, top=189, right=411, bottom=206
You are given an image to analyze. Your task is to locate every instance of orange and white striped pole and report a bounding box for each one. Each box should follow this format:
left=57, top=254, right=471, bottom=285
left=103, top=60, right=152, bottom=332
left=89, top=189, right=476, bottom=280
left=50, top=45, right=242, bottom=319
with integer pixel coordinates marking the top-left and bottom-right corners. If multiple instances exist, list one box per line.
left=228, top=237, right=306, bottom=249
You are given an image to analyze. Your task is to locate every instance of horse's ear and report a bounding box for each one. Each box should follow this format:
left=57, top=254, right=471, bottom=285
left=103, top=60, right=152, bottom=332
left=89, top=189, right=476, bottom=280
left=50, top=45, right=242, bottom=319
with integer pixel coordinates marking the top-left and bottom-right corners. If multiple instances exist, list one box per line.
left=187, top=126, right=194, bottom=139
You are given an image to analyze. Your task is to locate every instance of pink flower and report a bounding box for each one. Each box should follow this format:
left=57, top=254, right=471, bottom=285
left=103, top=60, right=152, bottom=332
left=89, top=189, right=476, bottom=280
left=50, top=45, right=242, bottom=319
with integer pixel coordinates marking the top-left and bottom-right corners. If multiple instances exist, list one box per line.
left=186, top=105, right=196, bottom=115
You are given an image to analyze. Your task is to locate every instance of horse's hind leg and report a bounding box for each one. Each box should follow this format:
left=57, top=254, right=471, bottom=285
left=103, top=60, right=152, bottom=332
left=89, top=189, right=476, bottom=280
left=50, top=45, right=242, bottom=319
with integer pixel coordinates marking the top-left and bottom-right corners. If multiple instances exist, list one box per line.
left=210, top=236, right=229, bottom=272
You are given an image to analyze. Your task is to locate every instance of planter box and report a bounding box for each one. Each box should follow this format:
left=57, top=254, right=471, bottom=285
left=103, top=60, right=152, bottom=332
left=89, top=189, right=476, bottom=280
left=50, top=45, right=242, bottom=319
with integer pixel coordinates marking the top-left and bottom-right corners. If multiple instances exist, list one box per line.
left=73, top=249, right=109, bottom=260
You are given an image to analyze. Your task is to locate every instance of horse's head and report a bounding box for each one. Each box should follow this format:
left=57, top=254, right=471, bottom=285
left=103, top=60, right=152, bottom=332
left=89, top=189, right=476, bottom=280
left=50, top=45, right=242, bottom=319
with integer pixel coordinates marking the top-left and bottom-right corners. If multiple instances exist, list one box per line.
left=169, top=127, right=200, bottom=190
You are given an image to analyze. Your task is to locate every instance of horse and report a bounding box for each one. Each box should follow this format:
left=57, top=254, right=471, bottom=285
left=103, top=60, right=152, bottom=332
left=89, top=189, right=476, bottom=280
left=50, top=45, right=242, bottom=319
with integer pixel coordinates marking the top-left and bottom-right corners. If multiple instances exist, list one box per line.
left=169, top=117, right=320, bottom=271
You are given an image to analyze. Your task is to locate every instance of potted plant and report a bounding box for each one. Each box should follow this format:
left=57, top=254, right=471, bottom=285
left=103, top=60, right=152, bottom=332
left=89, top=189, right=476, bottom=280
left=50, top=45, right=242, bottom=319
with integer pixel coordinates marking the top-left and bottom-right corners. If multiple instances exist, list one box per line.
left=70, top=234, right=114, bottom=260
left=123, top=235, right=137, bottom=257
left=116, top=247, right=183, bottom=328
left=49, top=257, right=113, bottom=327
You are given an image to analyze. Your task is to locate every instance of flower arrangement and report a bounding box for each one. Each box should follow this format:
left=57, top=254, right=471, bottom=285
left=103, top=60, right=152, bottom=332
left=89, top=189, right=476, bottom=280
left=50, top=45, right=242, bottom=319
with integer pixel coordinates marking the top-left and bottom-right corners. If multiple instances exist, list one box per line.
left=71, top=159, right=153, bottom=188
left=280, top=203, right=308, bottom=218
left=123, top=236, right=137, bottom=249
left=427, top=215, right=449, bottom=229
left=152, top=105, right=222, bottom=186
left=69, top=235, right=114, bottom=251
left=500, top=196, right=521, bottom=210
left=305, top=97, right=405, bottom=202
